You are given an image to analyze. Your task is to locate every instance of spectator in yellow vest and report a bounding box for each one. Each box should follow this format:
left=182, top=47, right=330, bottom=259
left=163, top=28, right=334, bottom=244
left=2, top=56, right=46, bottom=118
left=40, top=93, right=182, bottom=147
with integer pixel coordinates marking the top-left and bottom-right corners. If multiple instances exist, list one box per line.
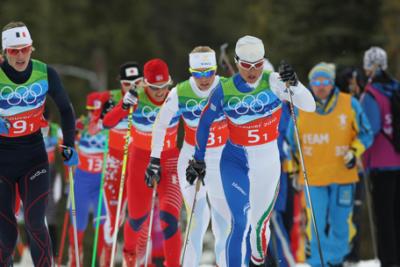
left=287, top=62, right=373, bottom=267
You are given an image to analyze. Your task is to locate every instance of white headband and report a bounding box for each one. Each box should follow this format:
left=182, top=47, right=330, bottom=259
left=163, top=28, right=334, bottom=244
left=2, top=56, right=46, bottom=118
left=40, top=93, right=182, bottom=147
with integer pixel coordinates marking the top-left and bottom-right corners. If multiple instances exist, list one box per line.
left=2, top=26, right=32, bottom=50
left=189, top=52, right=216, bottom=69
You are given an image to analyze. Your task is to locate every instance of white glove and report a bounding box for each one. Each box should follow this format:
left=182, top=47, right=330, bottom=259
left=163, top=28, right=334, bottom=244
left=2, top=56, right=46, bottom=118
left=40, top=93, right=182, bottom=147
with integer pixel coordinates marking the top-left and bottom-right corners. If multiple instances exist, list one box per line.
left=53, top=173, right=62, bottom=203
left=122, top=90, right=138, bottom=109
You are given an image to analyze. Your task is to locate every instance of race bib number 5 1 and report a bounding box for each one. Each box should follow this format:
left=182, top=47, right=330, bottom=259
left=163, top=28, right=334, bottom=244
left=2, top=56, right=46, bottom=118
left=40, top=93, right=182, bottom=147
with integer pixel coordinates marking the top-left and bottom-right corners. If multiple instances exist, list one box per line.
left=228, top=109, right=282, bottom=146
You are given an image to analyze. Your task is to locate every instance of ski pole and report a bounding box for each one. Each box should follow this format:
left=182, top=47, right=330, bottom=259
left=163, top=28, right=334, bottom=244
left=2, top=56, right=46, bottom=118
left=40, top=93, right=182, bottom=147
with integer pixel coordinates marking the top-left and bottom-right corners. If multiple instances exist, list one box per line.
left=219, top=43, right=236, bottom=76
left=67, top=166, right=81, bottom=267
left=91, top=129, right=109, bottom=267
left=269, top=212, right=280, bottom=267
left=109, top=105, right=134, bottom=267
left=270, top=212, right=296, bottom=267
left=57, top=193, right=70, bottom=267
left=362, top=172, right=378, bottom=258
left=286, top=84, right=325, bottom=267
left=180, top=178, right=201, bottom=265
left=144, top=181, right=158, bottom=267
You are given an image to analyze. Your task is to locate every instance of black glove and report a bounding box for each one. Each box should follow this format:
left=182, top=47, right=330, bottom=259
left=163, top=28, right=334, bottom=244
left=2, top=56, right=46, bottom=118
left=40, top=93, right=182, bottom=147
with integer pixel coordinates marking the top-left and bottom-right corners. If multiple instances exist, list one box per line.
left=344, top=150, right=356, bottom=169
left=101, top=99, right=115, bottom=118
left=145, top=157, right=161, bottom=188
left=60, top=145, right=79, bottom=166
left=186, top=158, right=206, bottom=185
left=278, top=61, right=298, bottom=86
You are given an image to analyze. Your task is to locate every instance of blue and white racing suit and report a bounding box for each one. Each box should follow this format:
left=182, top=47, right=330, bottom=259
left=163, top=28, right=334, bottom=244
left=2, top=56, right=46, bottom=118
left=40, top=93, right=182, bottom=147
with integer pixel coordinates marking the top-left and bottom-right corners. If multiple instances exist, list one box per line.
left=194, top=71, right=315, bottom=266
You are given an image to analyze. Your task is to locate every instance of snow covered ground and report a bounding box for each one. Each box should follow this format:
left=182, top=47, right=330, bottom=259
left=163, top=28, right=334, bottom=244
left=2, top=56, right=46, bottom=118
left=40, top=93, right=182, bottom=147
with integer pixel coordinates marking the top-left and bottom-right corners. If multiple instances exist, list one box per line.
left=14, top=252, right=381, bottom=267
left=13, top=230, right=381, bottom=267
left=295, top=260, right=381, bottom=267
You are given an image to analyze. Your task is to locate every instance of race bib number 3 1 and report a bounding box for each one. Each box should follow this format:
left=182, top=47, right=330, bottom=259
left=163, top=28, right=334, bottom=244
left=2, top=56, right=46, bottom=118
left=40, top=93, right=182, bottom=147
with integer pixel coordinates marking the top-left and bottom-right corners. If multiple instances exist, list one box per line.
left=184, top=120, right=228, bottom=148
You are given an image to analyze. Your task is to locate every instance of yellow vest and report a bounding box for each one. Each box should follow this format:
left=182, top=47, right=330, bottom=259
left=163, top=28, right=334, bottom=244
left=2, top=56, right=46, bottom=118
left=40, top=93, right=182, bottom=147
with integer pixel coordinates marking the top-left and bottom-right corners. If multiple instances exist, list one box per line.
left=298, top=92, right=358, bottom=186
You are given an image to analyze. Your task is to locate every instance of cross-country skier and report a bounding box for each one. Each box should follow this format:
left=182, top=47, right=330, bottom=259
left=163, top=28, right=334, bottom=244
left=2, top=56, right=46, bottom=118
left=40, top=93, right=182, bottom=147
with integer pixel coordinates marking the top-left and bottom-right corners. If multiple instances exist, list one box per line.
left=148, top=46, right=230, bottom=266
left=101, top=62, right=143, bottom=257
left=104, top=58, right=182, bottom=267
left=0, top=21, right=77, bottom=266
left=186, top=35, right=316, bottom=266
left=67, top=92, right=109, bottom=267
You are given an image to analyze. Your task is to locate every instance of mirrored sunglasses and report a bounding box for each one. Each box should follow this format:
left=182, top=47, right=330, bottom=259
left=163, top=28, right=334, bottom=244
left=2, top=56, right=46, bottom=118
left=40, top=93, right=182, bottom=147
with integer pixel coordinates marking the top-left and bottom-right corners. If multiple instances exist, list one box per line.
left=120, top=80, right=135, bottom=87
left=6, top=45, right=32, bottom=56
left=310, top=79, right=332, bottom=87
left=189, top=67, right=217, bottom=79
left=147, top=82, right=171, bottom=91
left=236, top=59, right=264, bottom=70
left=120, top=78, right=142, bottom=88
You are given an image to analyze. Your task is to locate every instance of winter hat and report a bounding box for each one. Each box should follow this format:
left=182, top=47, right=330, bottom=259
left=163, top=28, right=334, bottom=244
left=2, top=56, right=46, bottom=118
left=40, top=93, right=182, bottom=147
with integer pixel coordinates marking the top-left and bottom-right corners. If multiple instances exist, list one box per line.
left=119, top=62, right=142, bottom=81
left=363, top=46, right=387, bottom=71
left=143, top=58, right=172, bottom=85
left=235, top=35, right=265, bottom=62
left=308, top=62, right=336, bottom=82
left=2, top=26, right=32, bottom=50
left=189, top=52, right=216, bottom=69
left=86, top=92, right=104, bottom=110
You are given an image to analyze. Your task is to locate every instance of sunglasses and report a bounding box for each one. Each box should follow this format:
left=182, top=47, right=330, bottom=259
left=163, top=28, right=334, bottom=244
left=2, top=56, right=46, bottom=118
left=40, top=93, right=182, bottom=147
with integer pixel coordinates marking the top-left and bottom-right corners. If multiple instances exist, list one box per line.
left=235, top=57, right=264, bottom=70
left=6, top=45, right=32, bottom=56
left=310, top=79, right=332, bottom=87
left=145, top=77, right=172, bottom=91
left=120, top=80, right=135, bottom=88
left=189, top=67, right=217, bottom=79
left=120, top=78, right=142, bottom=88
left=148, top=84, right=170, bottom=91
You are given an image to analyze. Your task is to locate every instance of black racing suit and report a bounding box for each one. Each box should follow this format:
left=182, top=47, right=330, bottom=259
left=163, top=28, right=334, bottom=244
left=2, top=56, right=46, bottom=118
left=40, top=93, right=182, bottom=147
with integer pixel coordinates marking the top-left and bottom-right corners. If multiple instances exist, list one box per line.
left=0, top=60, right=75, bottom=266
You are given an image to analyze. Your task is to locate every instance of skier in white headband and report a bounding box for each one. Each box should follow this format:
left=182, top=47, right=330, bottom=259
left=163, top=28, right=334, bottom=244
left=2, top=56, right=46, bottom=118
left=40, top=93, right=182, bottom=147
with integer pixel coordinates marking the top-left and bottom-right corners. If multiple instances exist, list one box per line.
left=147, top=46, right=231, bottom=266
left=0, top=21, right=77, bottom=266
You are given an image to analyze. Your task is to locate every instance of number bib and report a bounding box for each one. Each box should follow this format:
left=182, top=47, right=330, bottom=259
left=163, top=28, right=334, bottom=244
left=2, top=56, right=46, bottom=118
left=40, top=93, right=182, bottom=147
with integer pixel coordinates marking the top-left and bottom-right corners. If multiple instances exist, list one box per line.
left=109, top=128, right=128, bottom=150
left=78, top=152, right=104, bottom=173
left=227, top=108, right=282, bottom=146
left=184, top=120, right=228, bottom=147
left=3, top=105, right=47, bottom=137
left=131, top=125, right=178, bottom=151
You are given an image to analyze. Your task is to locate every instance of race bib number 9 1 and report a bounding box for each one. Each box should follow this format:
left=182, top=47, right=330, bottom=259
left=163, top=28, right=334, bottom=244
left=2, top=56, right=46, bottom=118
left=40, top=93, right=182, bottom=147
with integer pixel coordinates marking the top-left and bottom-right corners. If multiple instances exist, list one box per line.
left=2, top=106, right=46, bottom=137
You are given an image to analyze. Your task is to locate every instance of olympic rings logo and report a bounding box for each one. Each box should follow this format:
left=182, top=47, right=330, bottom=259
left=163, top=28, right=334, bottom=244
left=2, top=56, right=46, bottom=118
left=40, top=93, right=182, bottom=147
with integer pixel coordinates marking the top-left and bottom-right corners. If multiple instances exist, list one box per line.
left=142, top=106, right=160, bottom=123
left=81, top=133, right=106, bottom=149
left=0, top=83, right=43, bottom=106
left=185, top=98, right=207, bottom=118
left=227, top=91, right=271, bottom=115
